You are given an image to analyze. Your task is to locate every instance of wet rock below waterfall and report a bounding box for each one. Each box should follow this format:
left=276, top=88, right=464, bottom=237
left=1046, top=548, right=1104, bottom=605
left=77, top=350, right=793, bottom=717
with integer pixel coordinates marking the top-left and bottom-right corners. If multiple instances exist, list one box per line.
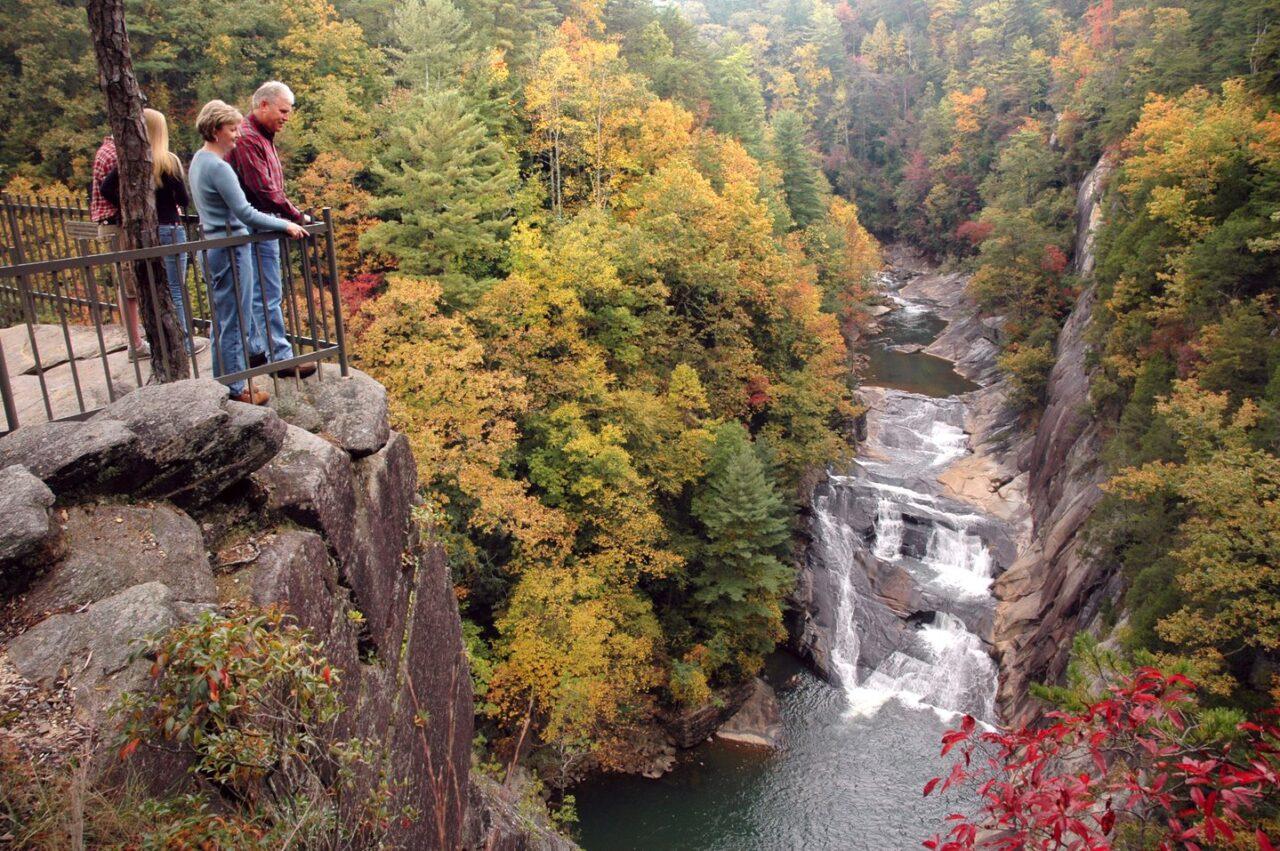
left=717, top=678, right=785, bottom=749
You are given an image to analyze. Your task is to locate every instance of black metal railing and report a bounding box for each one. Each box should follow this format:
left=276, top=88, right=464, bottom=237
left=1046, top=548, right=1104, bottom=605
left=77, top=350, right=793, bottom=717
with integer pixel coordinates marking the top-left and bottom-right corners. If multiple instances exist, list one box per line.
left=0, top=196, right=349, bottom=434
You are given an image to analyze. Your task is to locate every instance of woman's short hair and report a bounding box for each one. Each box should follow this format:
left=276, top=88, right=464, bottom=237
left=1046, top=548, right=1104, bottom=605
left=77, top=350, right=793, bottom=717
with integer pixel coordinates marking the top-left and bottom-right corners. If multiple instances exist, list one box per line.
left=195, top=100, right=243, bottom=142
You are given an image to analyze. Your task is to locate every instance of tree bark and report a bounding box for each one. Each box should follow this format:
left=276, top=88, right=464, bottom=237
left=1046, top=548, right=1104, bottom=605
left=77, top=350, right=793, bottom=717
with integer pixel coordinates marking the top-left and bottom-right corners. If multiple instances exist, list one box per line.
left=85, top=0, right=189, bottom=381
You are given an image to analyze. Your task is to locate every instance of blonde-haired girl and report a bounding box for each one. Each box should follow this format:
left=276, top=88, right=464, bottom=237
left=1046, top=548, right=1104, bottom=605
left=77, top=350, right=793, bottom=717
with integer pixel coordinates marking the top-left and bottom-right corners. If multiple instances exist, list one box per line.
left=101, top=108, right=204, bottom=355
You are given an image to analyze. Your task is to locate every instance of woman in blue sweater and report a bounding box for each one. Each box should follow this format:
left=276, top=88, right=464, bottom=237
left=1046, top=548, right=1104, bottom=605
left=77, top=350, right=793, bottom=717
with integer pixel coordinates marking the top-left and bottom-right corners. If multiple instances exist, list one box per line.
left=189, top=99, right=305, bottom=405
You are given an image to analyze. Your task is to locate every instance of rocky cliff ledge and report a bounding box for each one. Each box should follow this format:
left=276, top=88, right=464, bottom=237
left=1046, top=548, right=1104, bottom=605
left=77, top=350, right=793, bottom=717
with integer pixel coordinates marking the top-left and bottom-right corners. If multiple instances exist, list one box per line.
left=0, top=371, right=569, bottom=850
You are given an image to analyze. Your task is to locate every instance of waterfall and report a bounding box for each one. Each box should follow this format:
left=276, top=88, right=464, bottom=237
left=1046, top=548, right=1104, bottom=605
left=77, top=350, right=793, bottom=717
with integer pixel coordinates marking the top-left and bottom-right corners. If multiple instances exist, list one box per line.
left=818, top=379, right=1004, bottom=723
left=928, top=421, right=968, bottom=467
left=818, top=498, right=864, bottom=695
left=923, top=525, right=993, bottom=597
left=872, top=499, right=903, bottom=561
left=861, top=614, right=997, bottom=721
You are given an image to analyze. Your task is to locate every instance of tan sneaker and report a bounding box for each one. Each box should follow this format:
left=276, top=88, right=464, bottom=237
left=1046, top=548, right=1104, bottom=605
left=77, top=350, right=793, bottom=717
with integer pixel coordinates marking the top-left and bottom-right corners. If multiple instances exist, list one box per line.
left=232, top=387, right=270, bottom=406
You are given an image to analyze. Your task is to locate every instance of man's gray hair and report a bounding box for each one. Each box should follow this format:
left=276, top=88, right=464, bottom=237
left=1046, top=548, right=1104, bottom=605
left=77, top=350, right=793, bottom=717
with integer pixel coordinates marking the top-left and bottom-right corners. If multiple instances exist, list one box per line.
left=252, top=81, right=295, bottom=109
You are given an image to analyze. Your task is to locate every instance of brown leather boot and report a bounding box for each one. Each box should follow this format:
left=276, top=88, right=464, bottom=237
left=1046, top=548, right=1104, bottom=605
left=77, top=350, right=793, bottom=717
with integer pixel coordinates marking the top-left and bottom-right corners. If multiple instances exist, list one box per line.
left=232, top=387, right=270, bottom=406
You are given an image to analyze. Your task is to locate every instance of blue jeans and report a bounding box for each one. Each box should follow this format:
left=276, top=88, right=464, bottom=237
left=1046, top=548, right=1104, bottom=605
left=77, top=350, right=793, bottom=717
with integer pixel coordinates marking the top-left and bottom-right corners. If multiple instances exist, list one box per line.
left=157, top=224, right=189, bottom=344
left=205, top=240, right=265, bottom=396
left=248, top=233, right=294, bottom=363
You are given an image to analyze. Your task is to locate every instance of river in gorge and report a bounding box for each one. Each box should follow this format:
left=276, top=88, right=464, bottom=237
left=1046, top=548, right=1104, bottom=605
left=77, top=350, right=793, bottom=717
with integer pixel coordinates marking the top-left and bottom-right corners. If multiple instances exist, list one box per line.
left=575, top=264, right=1020, bottom=850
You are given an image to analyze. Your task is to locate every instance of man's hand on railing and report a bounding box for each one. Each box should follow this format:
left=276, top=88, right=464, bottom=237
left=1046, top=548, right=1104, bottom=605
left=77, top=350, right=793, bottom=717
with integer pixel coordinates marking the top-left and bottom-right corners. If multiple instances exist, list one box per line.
left=285, top=222, right=307, bottom=240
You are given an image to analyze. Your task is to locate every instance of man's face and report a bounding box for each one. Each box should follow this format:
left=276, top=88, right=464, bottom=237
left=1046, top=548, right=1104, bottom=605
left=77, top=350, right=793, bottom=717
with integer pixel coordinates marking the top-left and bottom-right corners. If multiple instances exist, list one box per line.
left=255, top=95, right=293, bottom=135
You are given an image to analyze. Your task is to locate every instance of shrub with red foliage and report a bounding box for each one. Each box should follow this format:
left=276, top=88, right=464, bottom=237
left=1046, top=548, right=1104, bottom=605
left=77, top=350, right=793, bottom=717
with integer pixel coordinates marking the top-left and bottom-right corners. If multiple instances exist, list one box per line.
left=924, top=669, right=1280, bottom=850
left=339, top=272, right=384, bottom=316
left=1040, top=244, right=1069, bottom=275
left=745, top=374, right=772, bottom=410
left=957, top=219, right=995, bottom=247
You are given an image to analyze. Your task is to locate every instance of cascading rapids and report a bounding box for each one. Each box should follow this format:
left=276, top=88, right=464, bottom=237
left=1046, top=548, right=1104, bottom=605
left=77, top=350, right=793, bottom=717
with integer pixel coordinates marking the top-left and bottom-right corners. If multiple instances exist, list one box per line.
left=872, top=499, right=904, bottom=561
left=859, top=614, right=997, bottom=721
left=923, top=525, right=993, bottom=597
left=818, top=378, right=1002, bottom=723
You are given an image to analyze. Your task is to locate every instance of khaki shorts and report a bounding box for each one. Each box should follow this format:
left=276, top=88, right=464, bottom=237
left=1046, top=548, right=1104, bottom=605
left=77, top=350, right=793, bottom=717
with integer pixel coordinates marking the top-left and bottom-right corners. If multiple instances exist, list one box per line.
left=97, top=223, right=136, bottom=298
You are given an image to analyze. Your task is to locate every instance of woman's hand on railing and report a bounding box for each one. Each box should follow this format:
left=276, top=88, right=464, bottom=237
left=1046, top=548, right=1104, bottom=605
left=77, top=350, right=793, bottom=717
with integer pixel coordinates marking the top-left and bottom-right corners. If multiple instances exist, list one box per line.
left=285, top=222, right=307, bottom=240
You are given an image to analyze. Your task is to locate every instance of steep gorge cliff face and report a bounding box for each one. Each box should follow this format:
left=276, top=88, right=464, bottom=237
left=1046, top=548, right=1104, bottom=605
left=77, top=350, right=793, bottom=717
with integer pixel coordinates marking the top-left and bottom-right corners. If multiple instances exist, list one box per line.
left=993, top=154, right=1117, bottom=725
left=0, top=371, right=567, bottom=849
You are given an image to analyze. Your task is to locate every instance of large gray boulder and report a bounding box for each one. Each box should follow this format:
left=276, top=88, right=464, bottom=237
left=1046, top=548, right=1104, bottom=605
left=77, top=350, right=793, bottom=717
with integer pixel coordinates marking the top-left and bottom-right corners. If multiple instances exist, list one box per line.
left=7, top=581, right=206, bottom=725
left=0, top=465, right=58, bottom=577
left=19, top=503, right=215, bottom=621
left=0, top=419, right=140, bottom=497
left=269, top=366, right=390, bottom=457
left=251, top=423, right=358, bottom=560
left=717, top=678, right=785, bottom=749
left=93, top=379, right=286, bottom=506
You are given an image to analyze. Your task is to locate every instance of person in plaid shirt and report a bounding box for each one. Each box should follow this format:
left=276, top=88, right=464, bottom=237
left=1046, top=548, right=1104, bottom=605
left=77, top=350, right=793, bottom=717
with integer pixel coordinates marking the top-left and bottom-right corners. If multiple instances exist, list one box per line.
left=90, top=135, right=147, bottom=358
left=228, top=80, right=315, bottom=379
left=90, top=136, right=118, bottom=225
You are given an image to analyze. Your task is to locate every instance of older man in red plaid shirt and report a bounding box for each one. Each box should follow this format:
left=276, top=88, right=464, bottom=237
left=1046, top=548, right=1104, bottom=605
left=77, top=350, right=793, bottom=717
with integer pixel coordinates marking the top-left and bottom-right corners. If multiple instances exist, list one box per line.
left=228, top=81, right=315, bottom=378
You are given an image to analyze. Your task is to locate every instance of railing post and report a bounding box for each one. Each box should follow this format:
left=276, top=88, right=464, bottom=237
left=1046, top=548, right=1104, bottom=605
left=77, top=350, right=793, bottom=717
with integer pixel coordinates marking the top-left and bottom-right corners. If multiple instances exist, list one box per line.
left=0, top=337, right=17, bottom=432
left=5, top=202, right=54, bottom=422
left=321, top=208, right=349, bottom=377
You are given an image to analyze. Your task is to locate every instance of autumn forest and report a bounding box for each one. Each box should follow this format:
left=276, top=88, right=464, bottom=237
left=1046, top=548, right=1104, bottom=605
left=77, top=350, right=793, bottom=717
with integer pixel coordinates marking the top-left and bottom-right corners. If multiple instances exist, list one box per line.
left=4, top=0, right=1280, bottom=843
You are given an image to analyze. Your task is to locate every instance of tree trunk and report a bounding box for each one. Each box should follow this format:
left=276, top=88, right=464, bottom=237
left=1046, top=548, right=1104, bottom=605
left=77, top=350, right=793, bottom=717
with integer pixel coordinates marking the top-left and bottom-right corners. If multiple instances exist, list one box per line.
left=85, top=0, right=189, bottom=382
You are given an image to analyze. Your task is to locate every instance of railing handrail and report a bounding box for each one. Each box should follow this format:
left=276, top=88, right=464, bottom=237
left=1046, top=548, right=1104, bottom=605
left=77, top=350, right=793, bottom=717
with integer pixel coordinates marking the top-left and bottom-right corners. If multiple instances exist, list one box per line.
left=0, top=197, right=350, bottom=434
left=0, top=223, right=331, bottom=280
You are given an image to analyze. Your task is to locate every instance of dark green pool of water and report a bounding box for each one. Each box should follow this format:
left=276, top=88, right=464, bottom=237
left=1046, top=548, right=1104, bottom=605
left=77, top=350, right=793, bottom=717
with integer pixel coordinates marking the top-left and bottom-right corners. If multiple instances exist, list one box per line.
left=863, top=306, right=979, bottom=397
left=573, top=655, right=970, bottom=850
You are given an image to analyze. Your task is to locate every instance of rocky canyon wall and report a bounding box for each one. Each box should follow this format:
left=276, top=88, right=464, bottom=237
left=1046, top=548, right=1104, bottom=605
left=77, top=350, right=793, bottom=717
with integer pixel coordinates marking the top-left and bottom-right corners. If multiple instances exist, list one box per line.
left=993, top=153, right=1118, bottom=725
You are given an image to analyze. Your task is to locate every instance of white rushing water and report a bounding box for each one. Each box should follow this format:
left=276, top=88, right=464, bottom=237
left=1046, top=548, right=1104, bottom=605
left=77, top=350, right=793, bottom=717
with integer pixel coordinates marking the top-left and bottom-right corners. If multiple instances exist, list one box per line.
left=817, top=295, right=1003, bottom=724
left=872, top=499, right=904, bottom=561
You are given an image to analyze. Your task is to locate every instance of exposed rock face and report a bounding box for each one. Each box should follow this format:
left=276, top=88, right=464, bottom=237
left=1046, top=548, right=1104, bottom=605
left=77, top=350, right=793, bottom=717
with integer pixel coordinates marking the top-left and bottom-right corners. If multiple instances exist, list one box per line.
left=895, top=260, right=1002, bottom=385
left=993, top=153, right=1117, bottom=725
left=0, top=370, right=523, bottom=849
left=661, top=679, right=756, bottom=749
left=717, top=678, right=784, bottom=749
left=0, top=465, right=57, bottom=576
left=8, top=581, right=210, bottom=725
left=464, top=775, right=581, bottom=851
left=0, top=323, right=215, bottom=427
left=1074, top=153, right=1115, bottom=278
left=0, top=323, right=127, bottom=376
left=0, top=419, right=141, bottom=497
left=18, top=503, right=215, bottom=621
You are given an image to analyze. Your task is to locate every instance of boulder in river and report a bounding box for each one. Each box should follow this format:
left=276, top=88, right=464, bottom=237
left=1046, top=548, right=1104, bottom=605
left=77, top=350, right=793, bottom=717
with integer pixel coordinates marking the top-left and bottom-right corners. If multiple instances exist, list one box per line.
left=717, top=678, right=785, bottom=749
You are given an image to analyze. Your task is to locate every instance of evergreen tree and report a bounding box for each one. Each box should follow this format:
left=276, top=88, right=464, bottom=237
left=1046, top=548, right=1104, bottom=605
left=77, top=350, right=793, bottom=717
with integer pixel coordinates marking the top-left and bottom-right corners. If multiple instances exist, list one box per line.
left=689, top=422, right=794, bottom=680
left=770, top=110, right=828, bottom=230
left=707, top=47, right=766, bottom=153
left=363, top=88, right=517, bottom=307
left=390, top=0, right=477, bottom=90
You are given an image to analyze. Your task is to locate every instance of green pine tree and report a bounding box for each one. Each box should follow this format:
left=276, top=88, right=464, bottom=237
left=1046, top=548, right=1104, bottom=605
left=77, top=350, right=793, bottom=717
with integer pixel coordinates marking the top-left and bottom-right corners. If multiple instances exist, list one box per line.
left=363, top=88, right=517, bottom=307
left=770, top=110, right=828, bottom=231
left=390, top=0, right=477, bottom=90
left=707, top=47, right=766, bottom=153
left=689, top=422, right=794, bottom=680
